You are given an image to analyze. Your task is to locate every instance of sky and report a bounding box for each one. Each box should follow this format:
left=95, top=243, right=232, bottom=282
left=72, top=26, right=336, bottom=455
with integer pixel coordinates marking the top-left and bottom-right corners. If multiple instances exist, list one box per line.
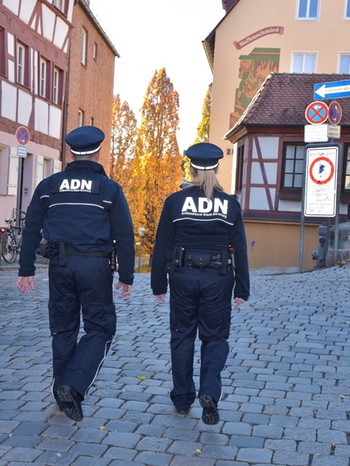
left=88, top=0, right=225, bottom=153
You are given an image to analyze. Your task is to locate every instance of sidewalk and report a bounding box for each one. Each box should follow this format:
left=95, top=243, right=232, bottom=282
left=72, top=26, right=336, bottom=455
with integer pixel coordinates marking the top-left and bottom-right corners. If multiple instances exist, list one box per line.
left=0, top=263, right=350, bottom=465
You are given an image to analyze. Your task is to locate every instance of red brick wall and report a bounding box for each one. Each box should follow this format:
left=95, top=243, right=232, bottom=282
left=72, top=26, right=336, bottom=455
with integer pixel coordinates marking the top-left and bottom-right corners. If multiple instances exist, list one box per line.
left=65, top=3, right=116, bottom=173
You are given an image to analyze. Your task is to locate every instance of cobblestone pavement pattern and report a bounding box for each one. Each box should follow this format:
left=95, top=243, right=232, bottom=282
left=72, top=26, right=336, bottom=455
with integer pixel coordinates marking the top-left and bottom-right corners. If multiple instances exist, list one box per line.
left=0, top=262, right=350, bottom=466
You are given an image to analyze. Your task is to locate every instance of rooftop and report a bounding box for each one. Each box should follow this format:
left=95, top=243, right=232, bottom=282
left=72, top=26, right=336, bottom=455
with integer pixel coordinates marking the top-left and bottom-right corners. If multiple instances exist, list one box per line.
left=225, top=73, right=350, bottom=139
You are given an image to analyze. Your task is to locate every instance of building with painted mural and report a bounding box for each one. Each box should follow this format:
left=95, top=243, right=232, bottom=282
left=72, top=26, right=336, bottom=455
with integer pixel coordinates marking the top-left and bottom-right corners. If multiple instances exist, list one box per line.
left=0, top=0, right=117, bottom=226
left=204, top=0, right=350, bottom=269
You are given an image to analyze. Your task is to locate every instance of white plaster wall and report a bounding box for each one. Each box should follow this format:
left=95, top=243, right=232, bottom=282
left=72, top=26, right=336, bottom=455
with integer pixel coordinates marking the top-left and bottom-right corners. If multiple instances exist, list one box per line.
left=49, top=106, right=62, bottom=139
left=34, top=98, right=49, bottom=134
left=1, top=82, right=17, bottom=121
left=18, top=90, right=32, bottom=126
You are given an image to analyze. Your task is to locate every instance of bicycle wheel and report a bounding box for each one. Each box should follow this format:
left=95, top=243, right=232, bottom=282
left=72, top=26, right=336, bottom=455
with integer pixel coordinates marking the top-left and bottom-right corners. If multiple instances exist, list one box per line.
left=1, top=232, right=17, bottom=263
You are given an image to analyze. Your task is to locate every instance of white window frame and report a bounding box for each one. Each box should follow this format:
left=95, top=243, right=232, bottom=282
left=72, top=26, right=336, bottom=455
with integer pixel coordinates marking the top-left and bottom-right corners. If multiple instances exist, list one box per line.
left=297, top=0, right=319, bottom=19
left=346, top=0, right=350, bottom=19
left=339, top=54, right=350, bottom=73
left=39, top=57, right=48, bottom=98
left=53, top=66, right=60, bottom=104
left=81, top=27, right=87, bottom=66
left=292, top=53, right=317, bottom=73
left=78, top=109, right=84, bottom=127
left=16, top=41, right=25, bottom=85
left=53, top=0, right=64, bottom=12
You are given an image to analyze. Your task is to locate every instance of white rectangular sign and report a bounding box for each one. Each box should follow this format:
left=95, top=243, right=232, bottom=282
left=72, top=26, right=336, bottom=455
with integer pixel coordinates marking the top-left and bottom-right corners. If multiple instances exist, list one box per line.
left=17, top=145, right=27, bottom=158
left=304, top=124, right=341, bottom=143
left=304, top=145, right=338, bottom=217
left=304, top=124, right=328, bottom=143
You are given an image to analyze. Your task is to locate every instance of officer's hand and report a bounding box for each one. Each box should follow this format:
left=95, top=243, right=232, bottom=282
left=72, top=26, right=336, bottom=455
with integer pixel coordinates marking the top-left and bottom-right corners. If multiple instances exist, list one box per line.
left=17, top=276, right=35, bottom=294
left=116, top=281, right=132, bottom=298
left=155, top=294, right=166, bottom=303
left=234, top=297, right=245, bottom=309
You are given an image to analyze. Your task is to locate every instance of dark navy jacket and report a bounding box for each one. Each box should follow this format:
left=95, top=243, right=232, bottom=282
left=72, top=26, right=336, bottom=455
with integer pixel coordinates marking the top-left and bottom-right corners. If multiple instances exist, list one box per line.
left=19, top=160, right=134, bottom=284
left=151, top=185, right=250, bottom=299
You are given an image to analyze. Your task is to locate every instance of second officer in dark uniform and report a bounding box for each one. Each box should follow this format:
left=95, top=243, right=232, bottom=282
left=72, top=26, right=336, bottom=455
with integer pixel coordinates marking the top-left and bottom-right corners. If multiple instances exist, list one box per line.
left=17, top=126, right=135, bottom=421
left=151, top=142, right=249, bottom=425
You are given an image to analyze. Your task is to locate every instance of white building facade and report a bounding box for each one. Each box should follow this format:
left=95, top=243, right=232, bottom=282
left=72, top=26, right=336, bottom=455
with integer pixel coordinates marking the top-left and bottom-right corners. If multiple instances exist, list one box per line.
left=0, top=0, right=74, bottom=221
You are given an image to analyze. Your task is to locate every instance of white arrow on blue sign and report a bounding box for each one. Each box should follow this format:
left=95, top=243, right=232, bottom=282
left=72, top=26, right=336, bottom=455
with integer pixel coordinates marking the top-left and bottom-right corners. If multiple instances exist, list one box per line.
left=314, top=80, right=350, bottom=100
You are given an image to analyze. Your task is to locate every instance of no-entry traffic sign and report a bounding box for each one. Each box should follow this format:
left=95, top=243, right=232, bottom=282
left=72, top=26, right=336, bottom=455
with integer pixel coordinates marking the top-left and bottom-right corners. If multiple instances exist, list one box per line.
left=305, top=101, right=329, bottom=125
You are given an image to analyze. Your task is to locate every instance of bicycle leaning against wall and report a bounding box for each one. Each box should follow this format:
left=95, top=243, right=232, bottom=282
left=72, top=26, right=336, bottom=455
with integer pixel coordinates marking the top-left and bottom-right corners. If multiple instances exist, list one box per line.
left=0, top=210, right=26, bottom=263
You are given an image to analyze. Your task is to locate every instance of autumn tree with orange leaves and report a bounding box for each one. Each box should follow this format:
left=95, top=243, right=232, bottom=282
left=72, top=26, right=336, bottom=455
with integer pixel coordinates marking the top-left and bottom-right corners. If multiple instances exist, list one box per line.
left=182, top=85, right=212, bottom=183
left=194, top=85, right=211, bottom=144
left=136, top=68, right=183, bottom=255
left=110, top=94, right=137, bottom=192
left=110, top=70, right=183, bottom=260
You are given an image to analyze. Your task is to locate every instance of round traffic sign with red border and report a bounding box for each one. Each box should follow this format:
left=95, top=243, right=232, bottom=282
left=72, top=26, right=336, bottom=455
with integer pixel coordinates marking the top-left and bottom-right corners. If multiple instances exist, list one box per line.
left=309, top=156, right=335, bottom=184
left=328, top=101, right=342, bottom=125
left=16, top=126, right=30, bottom=145
left=305, top=101, right=329, bottom=125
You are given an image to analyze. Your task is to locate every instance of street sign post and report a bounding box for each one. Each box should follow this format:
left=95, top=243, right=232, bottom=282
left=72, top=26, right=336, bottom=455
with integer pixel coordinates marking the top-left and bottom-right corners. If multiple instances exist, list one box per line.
left=15, top=126, right=30, bottom=236
left=314, top=80, right=350, bottom=100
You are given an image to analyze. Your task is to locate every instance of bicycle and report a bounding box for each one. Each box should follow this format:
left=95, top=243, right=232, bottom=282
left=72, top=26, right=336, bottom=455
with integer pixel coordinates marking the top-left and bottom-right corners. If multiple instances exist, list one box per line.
left=0, top=211, right=26, bottom=263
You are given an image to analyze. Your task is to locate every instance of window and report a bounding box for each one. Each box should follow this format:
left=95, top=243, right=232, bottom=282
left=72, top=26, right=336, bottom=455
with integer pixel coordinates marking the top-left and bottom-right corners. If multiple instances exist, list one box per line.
left=16, top=41, right=29, bottom=86
left=0, top=27, right=6, bottom=76
left=53, top=0, right=63, bottom=9
left=39, top=57, right=50, bottom=99
left=235, top=144, right=244, bottom=193
left=53, top=0, right=68, bottom=15
left=292, top=53, right=316, bottom=73
left=339, top=54, right=350, bottom=73
left=93, top=42, right=98, bottom=60
left=81, top=28, right=87, bottom=66
left=346, top=0, right=350, bottom=18
left=281, top=143, right=305, bottom=190
left=53, top=66, right=63, bottom=105
left=78, top=109, right=84, bottom=127
left=297, top=0, right=319, bottom=19
left=344, top=145, right=350, bottom=191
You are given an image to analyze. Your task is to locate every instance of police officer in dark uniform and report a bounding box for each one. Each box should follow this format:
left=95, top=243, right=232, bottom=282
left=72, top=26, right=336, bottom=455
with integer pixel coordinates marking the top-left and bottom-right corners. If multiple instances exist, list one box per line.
left=151, top=142, right=249, bottom=425
left=17, top=126, right=135, bottom=421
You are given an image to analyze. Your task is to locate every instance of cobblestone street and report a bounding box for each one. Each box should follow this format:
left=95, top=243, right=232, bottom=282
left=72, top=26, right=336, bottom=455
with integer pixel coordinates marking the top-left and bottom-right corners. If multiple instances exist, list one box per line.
left=0, top=263, right=350, bottom=465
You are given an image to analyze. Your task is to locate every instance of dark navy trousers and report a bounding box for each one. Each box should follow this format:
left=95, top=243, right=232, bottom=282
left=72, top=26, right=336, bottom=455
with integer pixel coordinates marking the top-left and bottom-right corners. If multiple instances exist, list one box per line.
left=169, top=266, right=234, bottom=408
left=48, top=255, right=115, bottom=399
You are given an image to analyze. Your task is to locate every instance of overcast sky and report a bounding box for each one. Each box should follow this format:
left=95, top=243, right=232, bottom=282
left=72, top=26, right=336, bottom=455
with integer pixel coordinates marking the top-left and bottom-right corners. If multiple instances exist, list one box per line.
left=89, top=0, right=225, bottom=152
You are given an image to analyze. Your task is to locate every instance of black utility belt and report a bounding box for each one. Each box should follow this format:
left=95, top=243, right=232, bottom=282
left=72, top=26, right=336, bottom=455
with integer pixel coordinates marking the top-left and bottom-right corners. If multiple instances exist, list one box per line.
left=36, top=242, right=110, bottom=259
left=166, top=246, right=234, bottom=274
left=65, top=245, right=110, bottom=257
left=184, top=252, right=223, bottom=269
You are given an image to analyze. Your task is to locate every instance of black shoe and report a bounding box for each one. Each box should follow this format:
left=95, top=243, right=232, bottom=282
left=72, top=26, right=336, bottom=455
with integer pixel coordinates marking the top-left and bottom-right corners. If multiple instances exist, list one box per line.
left=199, top=395, right=219, bottom=425
left=56, top=385, right=83, bottom=421
left=175, top=406, right=190, bottom=415
left=53, top=391, right=63, bottom=411
left=170, top=389, right=190, bottom=415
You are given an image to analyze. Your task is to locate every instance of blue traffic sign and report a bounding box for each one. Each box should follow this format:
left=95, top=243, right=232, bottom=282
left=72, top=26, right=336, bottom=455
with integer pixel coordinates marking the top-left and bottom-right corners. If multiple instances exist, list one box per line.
left=16, top=126, right=30, bottom=145
left=314, top=80, right=350, bottom=100
left=328, top=101, right=342, bottom=125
